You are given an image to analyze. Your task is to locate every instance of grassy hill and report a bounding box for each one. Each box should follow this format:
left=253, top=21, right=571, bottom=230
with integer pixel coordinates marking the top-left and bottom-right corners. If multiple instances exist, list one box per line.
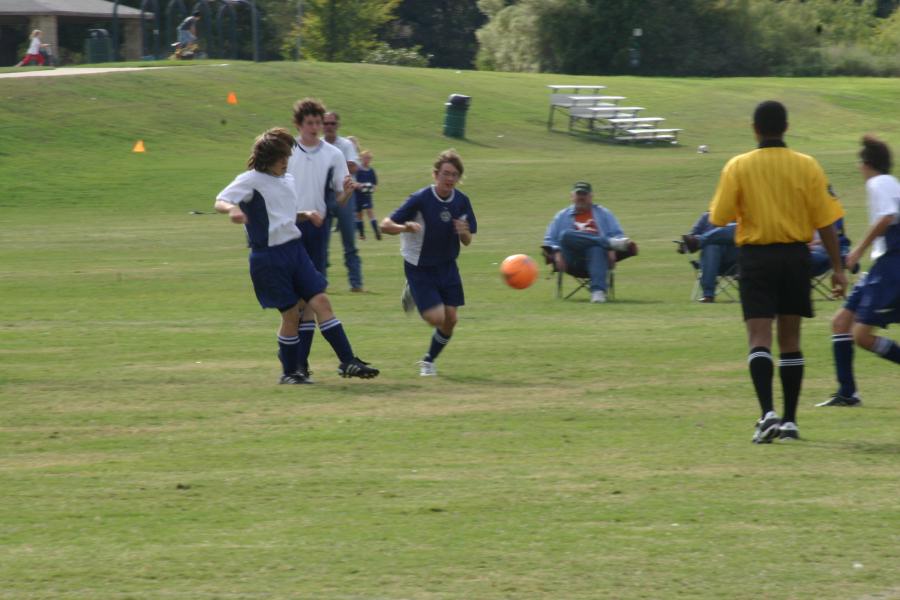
left=1, top=61, right=898, bottom=599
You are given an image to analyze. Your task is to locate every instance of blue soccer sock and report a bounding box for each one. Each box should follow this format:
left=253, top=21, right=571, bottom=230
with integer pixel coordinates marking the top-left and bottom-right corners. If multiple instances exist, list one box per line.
left=832, top=333, right=856, bottom=396
left=370, top=219, right=381, bottom=239
left=779, top=352, right=804, bottom=424
left=296, top=320, right=316, bottom=371
left=355, top=220, right=365, bottom=237
left=871, top=336, right=900, bottom=364
left=319, top=317, right=354, bottom=363
left=277, top=334, right=300, bottom=376
left=423, top=329, right=451, bottom=363
left=748, top=347, right=775, bottom=418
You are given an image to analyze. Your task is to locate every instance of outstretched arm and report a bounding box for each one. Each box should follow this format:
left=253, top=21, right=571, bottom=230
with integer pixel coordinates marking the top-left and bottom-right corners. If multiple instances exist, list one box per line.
left=215, top=199, right=246, bottom=224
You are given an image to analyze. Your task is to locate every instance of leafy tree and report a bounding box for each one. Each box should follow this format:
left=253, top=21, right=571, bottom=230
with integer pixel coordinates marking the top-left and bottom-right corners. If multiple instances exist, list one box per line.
left=386, top=0, right=486, bottom=68
left=290, top=0, right=400, bottom=62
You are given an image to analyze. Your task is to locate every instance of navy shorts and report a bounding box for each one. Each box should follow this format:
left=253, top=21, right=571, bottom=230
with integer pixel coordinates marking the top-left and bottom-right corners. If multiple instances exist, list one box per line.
left=846, top=254, right=900, bottom=328
left=404, top=260, right=464, bottom=313
left=355, top=193, right=373, bottom=211
left=738, top=243, right=813, bottom=319
left=298, top=220, right=328, bottom=275
left=249, top=239, right=327, bottom=310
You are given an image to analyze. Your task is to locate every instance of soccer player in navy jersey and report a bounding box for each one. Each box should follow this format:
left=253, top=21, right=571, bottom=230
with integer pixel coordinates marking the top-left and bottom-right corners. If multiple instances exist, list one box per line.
left=822, top=135, right=900, bottom=407
left=215, top=127, right=378, bottom=384
left=381, top=150, right=477, bottom=376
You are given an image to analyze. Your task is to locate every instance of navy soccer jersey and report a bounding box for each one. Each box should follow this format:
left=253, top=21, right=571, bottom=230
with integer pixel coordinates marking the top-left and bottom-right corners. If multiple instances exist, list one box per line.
left=355, top=167, right=377, bottom=209
left=389, top=185, right=477, bottom=267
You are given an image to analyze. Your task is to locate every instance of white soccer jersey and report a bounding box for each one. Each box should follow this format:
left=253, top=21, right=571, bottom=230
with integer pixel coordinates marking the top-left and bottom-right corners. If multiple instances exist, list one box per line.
left=286, top=139, right=349, bottom=215
left=865, top=174, right=900, bottom=259
left=216, top=170, right=300, bottom=249
left=27, top=37, right=41, bottom=54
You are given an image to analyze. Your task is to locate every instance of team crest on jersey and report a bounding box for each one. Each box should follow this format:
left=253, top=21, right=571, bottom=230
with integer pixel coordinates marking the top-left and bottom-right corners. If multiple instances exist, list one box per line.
left=440, top=210, right=451, bottom=222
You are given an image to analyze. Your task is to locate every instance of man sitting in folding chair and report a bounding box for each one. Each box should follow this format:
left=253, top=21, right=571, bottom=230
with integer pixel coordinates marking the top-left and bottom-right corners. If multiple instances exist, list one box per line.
left=810, top=216, right=854, bottom=299
left=542, top=181, right=638, bottom=303
left=678, top=211, right=739, bottom=303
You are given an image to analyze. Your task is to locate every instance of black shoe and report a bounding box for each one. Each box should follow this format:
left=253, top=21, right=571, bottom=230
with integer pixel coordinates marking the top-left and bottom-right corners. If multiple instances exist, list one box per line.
left=752, top=411, right=781, bottom=444
left=681, top=234, right=701, bottom=253
left=815, top=392, right=862, bottom=407
left=297, top=363, right=314, bottom=384
left=778, top=422, right=800, bottom=441
left=698, top=296, right=715, bottom=303
left=279, top=372, right=311, bottom=385
left=338, top=357, right=380, bottom=379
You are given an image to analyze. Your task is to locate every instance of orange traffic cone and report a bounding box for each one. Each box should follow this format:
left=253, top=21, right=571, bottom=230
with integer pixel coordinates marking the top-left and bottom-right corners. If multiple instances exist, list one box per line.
left=227, top=91, right=238, bottom=105
left=132, top=140, right=145, bottom=153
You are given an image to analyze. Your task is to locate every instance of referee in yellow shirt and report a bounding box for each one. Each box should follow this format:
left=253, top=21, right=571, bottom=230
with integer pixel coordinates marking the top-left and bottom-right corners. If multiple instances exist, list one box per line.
left=709, top=100, right=847, bottom=444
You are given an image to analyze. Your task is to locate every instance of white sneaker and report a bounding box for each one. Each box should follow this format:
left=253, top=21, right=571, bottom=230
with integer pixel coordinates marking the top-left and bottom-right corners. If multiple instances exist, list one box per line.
left=609, top=236, right=632, bottom=252
left=417, top=360, right=437, bottom=376
left=590, top=290, right=607, bottom=303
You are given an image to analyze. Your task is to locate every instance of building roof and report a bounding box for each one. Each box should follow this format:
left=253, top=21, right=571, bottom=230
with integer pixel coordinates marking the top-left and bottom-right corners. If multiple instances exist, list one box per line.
left=0, top=0, right=146, bottom=18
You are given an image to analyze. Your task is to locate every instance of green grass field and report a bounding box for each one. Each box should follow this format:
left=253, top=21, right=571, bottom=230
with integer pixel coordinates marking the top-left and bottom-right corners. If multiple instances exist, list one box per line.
left=1, top=61, right=899, bottom=599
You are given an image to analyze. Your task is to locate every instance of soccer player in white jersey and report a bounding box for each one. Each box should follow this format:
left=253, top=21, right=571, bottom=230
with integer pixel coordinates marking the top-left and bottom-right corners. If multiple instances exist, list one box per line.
left=215, top=128, right=378, bottom=384
left=381, top=150, right=477, bottom=377
left=286, top=98, right=356, bottom=381
left=822, top=135, right=900, bottom=406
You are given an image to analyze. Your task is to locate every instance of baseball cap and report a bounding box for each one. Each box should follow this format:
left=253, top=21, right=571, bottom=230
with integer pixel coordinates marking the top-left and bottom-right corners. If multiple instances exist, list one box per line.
left=572, top=181, right=592, bottom=194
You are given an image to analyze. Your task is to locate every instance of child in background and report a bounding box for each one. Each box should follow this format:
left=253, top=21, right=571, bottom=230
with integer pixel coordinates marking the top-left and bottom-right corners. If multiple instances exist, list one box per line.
left=354, top=150, right=381, bottom=240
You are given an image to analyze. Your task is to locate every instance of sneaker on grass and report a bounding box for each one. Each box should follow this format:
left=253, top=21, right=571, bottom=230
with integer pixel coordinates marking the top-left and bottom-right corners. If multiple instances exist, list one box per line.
left=338, top=357, right=380, bottom=379
left=279, top=372, right=311, bottom=385
left=815, top=392, right=862, bottom=407
left=752, top=411, right=781, bottom=444
left=417, top=360, right=437, bottom=377
left=778, top=421, right=800, bottom=441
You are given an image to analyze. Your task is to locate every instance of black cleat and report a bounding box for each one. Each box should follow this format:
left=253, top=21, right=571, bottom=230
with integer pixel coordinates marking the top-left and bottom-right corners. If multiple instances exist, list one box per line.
left=279, top=372, right=311, bottom=385
left=752, top=411, right=781, bottom=444
left=778, top=422, right=800, bottom=441
left=338, top=357, right=380, bottom=379
left=297, top=363, right=314, bottom=384
left=815, top=392, right=862, bottom=407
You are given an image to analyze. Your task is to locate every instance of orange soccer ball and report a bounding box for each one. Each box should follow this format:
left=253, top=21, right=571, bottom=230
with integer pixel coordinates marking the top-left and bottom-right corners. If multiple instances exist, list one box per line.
left=500, top=254, right=539, bottom=289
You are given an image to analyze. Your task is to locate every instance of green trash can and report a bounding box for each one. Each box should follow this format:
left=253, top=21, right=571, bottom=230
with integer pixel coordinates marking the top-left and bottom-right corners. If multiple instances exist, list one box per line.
left=84, top=29, right=112, bottom=63
left=443, top=93, right=471, bottom=138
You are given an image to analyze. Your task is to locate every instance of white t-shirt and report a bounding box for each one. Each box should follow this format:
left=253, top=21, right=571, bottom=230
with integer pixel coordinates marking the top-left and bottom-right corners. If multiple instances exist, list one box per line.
left=216, top=170, right=300, bottom=249
left=28, top=37, right=41, bottom=54
left=286, top=138, right=349, bottom=215
left=865, top=173, right=900, bottom=259
left=330, top=135, right=359, bottom=166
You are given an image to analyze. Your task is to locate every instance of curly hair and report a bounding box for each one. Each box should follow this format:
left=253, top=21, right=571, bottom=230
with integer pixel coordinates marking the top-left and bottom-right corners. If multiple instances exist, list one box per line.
left=292, top=98, right=326, bottom=128
left=860, top=134, right=892, bottom=174
left=247, top=128, right=295, bottom=174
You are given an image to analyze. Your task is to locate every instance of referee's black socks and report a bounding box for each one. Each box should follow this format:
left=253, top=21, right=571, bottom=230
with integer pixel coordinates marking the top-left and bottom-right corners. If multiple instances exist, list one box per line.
left=748, top=347, right=775, bottom=418
left=779, top=351, right=804, bottom=424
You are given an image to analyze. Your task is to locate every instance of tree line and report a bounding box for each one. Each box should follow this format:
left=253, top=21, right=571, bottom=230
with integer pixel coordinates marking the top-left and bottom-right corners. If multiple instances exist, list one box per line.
left=115, top=0, right=900, bottom=76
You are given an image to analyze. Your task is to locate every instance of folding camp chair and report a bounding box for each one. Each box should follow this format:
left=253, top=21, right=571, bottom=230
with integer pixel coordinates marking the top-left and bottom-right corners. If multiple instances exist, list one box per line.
left=540, top=245, right=620, bottom=300
left=812, top=261, right=860, bottom=301
left=690, top=259, right=739, bottom=301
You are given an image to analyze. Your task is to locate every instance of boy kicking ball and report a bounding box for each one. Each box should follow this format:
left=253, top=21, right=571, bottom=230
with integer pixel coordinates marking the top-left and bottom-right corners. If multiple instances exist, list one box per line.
left=214, top=127, right=379, bottom=384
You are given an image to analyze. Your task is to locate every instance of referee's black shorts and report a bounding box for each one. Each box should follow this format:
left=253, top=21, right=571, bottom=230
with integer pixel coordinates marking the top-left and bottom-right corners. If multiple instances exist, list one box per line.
left=738, top=243, right=813, bottom=319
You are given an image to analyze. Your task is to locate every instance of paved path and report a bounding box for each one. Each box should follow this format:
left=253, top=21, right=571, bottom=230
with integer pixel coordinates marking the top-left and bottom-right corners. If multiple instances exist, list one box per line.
left=0, top=66, right=173, bottom=79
